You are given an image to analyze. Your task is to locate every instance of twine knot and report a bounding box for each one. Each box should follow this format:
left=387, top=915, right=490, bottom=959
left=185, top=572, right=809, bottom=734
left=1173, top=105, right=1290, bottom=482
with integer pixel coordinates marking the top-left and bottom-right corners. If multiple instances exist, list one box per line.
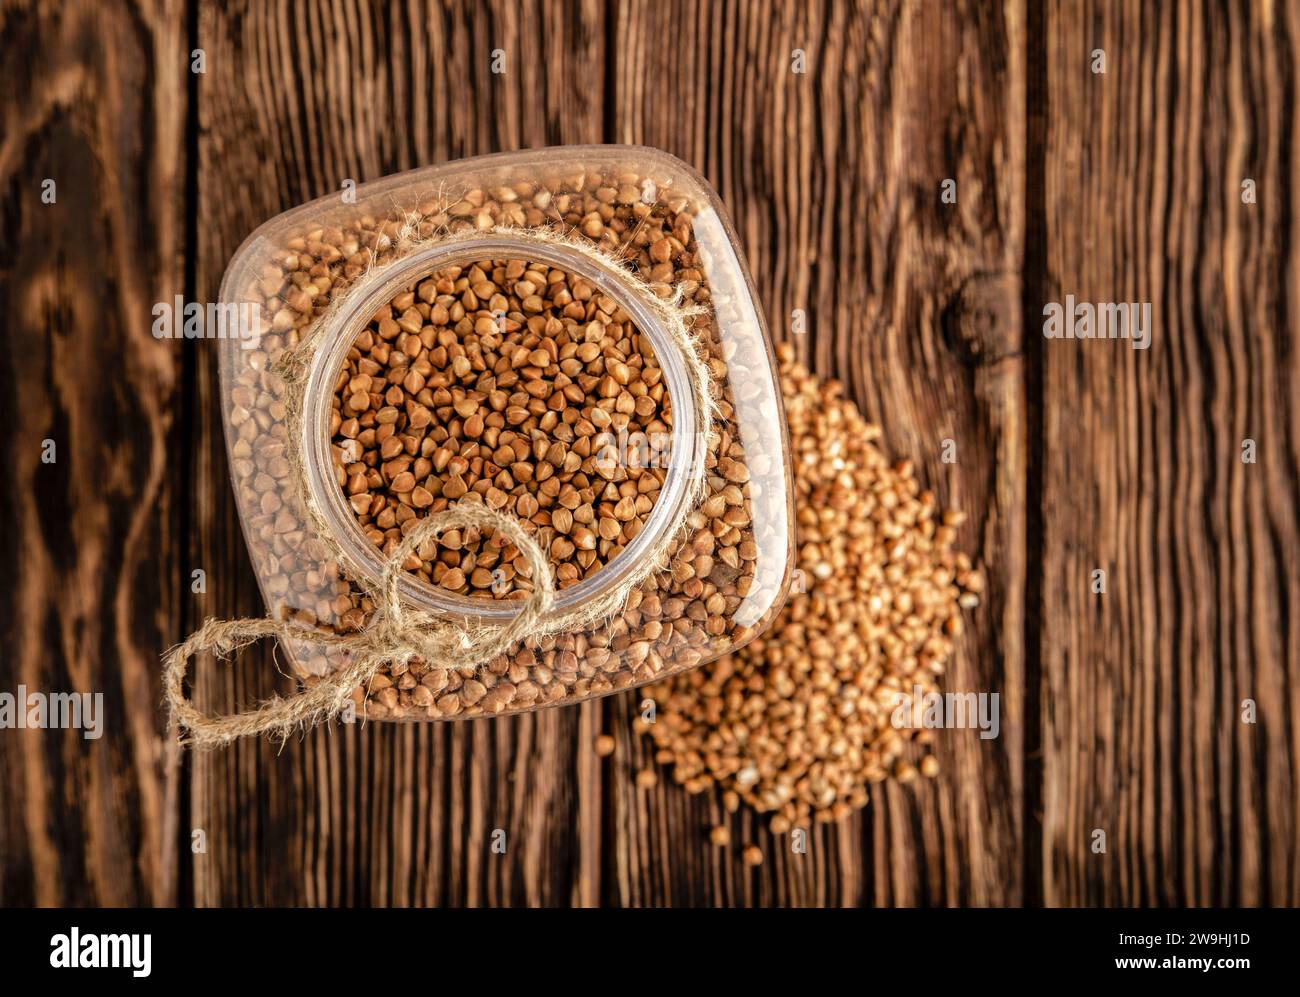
left=163, top=503, right=554, bottom=748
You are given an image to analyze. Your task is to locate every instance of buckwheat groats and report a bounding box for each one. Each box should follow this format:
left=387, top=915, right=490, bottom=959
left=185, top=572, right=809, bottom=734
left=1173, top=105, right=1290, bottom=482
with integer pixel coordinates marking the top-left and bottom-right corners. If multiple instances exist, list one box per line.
left=640, top=346, right=983, bottom=832
left=217, top=147, right=794, bottom=721
left=330, top=258, right=674, bottom=602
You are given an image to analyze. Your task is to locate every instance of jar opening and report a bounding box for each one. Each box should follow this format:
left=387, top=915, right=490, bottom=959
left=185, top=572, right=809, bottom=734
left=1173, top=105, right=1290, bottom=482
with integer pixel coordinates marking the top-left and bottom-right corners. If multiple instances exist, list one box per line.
left=302, top=235, right=704, bottom=623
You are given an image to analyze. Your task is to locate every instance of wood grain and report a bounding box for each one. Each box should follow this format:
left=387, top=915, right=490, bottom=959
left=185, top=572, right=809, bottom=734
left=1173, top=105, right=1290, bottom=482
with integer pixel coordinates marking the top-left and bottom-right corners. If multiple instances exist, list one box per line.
left=1, top=0, right=1296, bottom=908
left=0, top=0, right=186, bottom=906
left=189, top=0, right=608, bottom=907
left=1038, top=0, right=1300, bottom=906
left=607, top=0, right=1028, bottom=906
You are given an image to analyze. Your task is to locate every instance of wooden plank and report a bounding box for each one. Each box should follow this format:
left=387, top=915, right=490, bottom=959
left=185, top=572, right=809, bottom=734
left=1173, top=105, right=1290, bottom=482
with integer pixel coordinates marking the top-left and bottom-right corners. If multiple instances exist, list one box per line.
left=609, top=0, right=1028, bottom=905
left=0, top=0, right=186, bottom=906
left=189, top=0, right=607, bottom=906
left=1039, top=0, right=1300, bottom=906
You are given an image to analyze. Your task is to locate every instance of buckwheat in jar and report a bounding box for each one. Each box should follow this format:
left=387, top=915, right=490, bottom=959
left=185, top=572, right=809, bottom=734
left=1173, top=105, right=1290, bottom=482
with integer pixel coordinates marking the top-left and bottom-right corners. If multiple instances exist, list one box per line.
left=213, top=147, right=793, bottom=726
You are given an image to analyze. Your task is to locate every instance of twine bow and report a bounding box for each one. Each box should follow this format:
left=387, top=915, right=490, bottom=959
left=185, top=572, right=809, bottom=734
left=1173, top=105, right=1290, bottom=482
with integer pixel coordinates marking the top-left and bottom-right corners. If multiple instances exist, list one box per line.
left=163, top=503, right=554, bottom=748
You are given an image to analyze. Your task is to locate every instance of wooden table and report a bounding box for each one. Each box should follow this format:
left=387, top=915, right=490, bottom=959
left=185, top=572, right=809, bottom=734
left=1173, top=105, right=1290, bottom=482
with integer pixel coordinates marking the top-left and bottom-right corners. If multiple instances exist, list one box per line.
left=2, top=0, right=1296, bottom=907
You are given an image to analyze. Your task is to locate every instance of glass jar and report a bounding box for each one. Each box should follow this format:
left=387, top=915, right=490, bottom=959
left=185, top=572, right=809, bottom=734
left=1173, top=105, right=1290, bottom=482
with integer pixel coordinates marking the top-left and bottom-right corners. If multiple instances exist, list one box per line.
left=217, top=146, right=793, bottom=721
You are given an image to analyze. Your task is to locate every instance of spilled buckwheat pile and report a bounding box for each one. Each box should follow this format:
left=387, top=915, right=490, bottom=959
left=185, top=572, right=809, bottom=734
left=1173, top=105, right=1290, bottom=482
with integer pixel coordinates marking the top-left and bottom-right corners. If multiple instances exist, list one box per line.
left=639, top=343, right=983, bottom=835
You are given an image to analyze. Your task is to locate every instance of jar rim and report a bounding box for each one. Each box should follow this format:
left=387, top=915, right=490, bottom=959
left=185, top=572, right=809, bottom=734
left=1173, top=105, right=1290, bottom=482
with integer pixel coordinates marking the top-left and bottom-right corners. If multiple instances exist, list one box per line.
left=301, top=234, right=704, bottom=623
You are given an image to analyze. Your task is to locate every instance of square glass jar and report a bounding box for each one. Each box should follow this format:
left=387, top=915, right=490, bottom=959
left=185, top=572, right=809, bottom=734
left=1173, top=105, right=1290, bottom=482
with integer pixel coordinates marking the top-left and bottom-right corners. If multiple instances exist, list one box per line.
left=218, top=146, right=793, bottom=721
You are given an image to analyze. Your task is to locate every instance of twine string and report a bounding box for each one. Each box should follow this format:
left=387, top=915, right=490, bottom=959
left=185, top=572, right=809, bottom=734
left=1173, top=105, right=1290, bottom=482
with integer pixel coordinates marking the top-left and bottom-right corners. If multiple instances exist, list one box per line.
left=163, top=504, right=553, bottom=748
